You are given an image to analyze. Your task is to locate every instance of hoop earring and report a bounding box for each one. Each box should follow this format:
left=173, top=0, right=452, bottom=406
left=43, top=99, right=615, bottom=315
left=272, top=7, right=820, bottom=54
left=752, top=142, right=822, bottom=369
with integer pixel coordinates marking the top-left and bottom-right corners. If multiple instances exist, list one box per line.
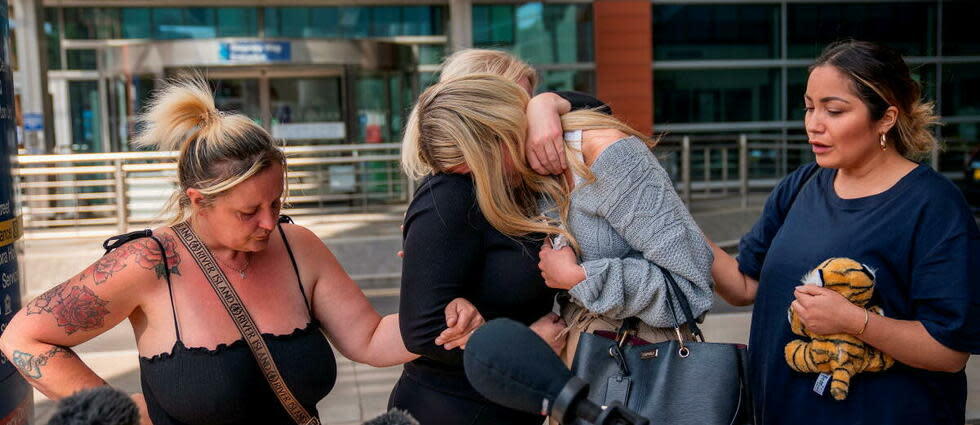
left=880, top=134, right=887, bottom=151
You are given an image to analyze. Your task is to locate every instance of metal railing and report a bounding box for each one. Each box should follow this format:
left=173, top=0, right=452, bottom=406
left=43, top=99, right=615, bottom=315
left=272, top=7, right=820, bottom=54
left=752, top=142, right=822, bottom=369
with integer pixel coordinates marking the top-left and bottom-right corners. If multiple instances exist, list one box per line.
left=15, top=143, right=408, bottom=232
left=14, top=133, right=972, bottom=232
left=652, top=133, right=816, bottom=207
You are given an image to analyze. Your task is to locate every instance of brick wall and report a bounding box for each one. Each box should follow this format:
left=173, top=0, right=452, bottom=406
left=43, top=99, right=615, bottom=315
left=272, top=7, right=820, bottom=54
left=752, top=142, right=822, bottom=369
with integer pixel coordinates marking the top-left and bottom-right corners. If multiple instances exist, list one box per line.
left=594, top=0, right=653, bottom=135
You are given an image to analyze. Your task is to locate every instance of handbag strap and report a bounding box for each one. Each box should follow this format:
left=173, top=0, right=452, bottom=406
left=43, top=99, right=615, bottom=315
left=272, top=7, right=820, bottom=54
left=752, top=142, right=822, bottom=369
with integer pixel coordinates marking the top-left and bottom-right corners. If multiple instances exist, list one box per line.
left=658, top=265, right=705, bottom=342
left=172, top=222, right=320, bottom=425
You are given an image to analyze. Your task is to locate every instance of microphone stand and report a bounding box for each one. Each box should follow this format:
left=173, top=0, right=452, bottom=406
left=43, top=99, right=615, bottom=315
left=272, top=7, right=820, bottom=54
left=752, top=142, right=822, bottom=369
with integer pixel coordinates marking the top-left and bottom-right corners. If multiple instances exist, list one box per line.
left=551, top=377, right=649, bottom=425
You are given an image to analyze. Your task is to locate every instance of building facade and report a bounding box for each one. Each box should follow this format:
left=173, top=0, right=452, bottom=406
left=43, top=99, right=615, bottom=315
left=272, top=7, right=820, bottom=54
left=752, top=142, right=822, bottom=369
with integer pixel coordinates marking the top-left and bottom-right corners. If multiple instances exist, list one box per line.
left=11, top=0, right=980, bottom=178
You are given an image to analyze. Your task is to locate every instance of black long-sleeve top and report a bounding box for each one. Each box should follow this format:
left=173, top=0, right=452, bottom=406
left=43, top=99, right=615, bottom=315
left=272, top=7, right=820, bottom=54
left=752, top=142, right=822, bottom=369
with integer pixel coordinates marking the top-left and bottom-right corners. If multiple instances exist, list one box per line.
left=398, top=173, right=556, bottom=398
left=398, top=91, right=609, bottom=399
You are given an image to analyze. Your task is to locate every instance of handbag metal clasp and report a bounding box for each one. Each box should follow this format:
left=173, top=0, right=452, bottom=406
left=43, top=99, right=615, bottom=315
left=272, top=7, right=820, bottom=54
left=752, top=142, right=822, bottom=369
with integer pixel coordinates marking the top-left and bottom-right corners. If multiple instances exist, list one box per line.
left=674, top=327, right=690, bottom=358
left=617, top=327, right=636, bottom=348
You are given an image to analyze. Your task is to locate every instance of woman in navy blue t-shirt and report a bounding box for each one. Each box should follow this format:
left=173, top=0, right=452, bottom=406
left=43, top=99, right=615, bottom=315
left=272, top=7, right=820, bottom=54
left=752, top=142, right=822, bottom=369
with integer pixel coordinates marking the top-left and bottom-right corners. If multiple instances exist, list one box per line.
left=709, top=40, right=979, bottom=424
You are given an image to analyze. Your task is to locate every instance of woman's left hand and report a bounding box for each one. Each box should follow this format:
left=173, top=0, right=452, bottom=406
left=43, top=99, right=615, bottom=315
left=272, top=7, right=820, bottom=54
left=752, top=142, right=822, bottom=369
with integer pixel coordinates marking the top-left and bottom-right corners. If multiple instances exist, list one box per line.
left=538, top=239, right=586, bottom=290
left=435, top=298, right=485, bottom=350
left=791, top=285, right=866, bottom=335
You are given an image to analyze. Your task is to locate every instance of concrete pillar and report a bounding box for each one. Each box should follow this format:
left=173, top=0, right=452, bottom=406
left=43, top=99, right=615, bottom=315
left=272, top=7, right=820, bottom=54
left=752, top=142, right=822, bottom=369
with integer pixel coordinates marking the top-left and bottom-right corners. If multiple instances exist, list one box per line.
left=449, top=0, right=472, bottom=52
left=594, top=1, right=653, bottom=136
left=14, top=0, right=54, bottom=154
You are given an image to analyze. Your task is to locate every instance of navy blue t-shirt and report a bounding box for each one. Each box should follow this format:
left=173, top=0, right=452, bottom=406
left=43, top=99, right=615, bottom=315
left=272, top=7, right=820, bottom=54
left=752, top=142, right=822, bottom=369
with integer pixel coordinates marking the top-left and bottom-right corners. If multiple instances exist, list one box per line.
left=739, top=163, right=980, bottom=425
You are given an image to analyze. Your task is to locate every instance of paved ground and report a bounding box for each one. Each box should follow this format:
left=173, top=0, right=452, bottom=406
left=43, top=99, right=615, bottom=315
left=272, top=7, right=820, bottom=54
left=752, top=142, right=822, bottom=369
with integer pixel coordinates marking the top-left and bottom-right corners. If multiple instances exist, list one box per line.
left=14, top=195, right=980, bottom=424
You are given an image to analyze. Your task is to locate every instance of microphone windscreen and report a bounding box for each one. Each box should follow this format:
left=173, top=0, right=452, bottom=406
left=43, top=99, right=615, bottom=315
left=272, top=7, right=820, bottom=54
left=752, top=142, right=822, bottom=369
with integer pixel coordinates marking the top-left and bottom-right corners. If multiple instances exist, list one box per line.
left=464, top=318, right=571, bottom=415
left=47, top=386, right=139, bottom=425
left=363, top=409, right=420, bottom=425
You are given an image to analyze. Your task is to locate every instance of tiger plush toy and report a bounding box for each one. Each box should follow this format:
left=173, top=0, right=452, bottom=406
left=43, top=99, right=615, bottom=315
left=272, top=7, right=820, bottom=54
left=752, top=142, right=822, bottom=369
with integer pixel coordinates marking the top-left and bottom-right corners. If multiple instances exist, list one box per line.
left=784, top=257, right=895, bottom=401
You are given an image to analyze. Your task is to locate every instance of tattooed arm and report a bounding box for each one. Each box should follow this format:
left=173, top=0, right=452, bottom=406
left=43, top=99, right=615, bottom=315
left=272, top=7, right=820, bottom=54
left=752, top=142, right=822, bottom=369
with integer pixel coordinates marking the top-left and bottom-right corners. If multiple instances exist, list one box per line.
left=0, top=234, right=181, bottom=400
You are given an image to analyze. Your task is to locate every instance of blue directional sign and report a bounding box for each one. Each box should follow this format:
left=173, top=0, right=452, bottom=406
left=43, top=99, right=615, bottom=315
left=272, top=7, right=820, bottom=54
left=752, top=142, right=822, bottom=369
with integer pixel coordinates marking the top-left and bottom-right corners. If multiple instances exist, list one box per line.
left=219, top=41, right=291, bottom=63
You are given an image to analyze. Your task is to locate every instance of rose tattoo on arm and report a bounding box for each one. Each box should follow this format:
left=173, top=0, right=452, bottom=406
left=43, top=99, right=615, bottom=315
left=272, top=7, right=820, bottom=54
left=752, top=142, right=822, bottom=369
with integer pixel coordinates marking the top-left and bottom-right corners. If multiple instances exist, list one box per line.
left=26, top=282, right=111, bottom=335
left=90, top=234, right=182, bottom=285
left=129, top=235, right=181, bottom=280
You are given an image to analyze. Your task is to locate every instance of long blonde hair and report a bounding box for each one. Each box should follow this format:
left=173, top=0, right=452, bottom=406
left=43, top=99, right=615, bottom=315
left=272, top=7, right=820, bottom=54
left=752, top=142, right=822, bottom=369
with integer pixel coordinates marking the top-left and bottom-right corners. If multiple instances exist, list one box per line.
left=403, top=74, right=652, bottom=252
left=440, top=49, right=538, bottom=90
left=402, top=74, right=573, bottom=246
left=133, top=76, right=286, bottom=225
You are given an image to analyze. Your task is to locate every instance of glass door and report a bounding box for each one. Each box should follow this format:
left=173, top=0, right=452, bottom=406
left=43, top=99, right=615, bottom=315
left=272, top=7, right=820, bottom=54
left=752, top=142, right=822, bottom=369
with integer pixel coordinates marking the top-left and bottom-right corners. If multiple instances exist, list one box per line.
left=268, top=74, right=345, bottom=145
left=210, top=78, right=261, bottom=123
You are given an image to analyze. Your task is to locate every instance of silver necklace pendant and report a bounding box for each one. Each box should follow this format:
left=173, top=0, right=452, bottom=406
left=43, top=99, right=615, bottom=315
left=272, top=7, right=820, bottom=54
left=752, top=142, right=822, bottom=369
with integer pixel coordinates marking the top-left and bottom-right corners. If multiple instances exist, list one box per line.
left=237, top=270, right=247, bottom=280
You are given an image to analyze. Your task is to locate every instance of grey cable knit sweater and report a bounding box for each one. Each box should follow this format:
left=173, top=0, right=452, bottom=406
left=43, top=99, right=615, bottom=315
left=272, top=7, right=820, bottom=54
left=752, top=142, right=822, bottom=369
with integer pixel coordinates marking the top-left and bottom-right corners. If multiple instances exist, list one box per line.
left=559, top=136, right=714, bottom=328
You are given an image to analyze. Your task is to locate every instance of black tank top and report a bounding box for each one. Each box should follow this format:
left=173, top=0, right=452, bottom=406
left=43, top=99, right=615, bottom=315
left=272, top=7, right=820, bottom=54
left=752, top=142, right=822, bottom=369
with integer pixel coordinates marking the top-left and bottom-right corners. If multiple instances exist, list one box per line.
left=106, top=218, right=337, bottom=425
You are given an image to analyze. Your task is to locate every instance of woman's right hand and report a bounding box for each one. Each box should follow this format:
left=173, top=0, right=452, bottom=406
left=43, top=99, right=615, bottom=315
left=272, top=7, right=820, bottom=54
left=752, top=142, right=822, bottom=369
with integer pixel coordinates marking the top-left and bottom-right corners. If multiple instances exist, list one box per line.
left=529, top=313, right=568, bottom=354
left=526, top=93, right=572, bottom=175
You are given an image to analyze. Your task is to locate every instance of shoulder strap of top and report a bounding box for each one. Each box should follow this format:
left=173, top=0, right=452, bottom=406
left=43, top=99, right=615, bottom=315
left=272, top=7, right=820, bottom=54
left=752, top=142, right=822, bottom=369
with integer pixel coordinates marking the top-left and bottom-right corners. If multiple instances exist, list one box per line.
left=564, top=130, right=587, bottom=186
left=276, top=215, right=312, bottom=313
left=103, top=229, right=181, bottom=343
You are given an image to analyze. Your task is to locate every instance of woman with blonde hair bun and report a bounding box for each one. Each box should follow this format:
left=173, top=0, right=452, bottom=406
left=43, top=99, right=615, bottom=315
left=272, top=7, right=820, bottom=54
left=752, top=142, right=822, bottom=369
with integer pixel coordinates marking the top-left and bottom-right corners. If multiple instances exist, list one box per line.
left=392, top=71, right=714, bottom=424
left=0, top=77, right=482, bottom=425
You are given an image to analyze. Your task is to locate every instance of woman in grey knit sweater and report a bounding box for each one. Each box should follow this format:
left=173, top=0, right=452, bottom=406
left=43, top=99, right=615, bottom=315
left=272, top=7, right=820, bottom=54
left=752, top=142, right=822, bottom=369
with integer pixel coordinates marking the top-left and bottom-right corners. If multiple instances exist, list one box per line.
left=534, top=110, right=715, bottom=364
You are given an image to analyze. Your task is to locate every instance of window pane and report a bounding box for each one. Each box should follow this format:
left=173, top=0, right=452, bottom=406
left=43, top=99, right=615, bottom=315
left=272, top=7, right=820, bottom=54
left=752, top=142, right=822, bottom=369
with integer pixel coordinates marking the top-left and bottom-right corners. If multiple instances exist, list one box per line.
left=217, top=8, right=257, bottom=37
left=66, top=49, right=97, bottom=70
left=418, top=44, right=445, bottom=65
left=787, top=67, right=808, bottom=121
left=275, top=8, right=309, bottom=38
left=210, top=79, right=261, bottom=122
left=654, top=4, right=779, bottom=60
left=490, top=5, right=515, bottom=45
left=403, top=6, right=444, bottom=36
left=943, top=2, right=980, bottom=56
left=419, top=72, right=438, bottom=91
left=184, top=8, right=217, bottom=39
left=269, top=77, right=344, bottom=144
left=44, top=8, right=61, bottom=70
left=942, top=63, right=980, bottom=117
left=339, top=7, right=370, bottom=38
left=911, top=64, right=936, bottom=103
left=537, top=70, right=595, bottom=94
left=939, top=123, right=979, bottom=176
left=153, top=8, right=184, bottom=39
left=95, top=9, right=121, bottom=39
left=264, top=8, right=281, bottom=38
left=64, top=8, right=97, bottom=39
left=473, top=4, right=592, bottom=64
left=122, top=8, right=151, bottom=39
left=68, top=80, right=103, bottom=152
left=788, top=3, right=936, bottom=58
left=310, top=8, right=340, bottom=37
left=654, top=68, right=780, bottom=124
left=472, top=5, right=491, bottom=45
left=373, top=7, right=400, bottom=37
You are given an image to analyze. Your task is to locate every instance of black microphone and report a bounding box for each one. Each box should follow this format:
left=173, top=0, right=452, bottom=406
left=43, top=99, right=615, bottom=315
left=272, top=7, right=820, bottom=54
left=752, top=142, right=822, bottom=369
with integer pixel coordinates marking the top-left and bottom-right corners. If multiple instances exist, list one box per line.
left=363, top=409, right=419, bottom=425
left=463, top=318, right=648, bottom=425
left=47, top=386, right=139, bottom=425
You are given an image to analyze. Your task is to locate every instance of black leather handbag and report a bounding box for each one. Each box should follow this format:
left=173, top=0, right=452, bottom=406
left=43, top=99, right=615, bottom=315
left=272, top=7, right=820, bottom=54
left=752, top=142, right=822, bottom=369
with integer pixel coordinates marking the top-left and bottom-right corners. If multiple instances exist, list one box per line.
left=569, top=266, right=754, bottom=425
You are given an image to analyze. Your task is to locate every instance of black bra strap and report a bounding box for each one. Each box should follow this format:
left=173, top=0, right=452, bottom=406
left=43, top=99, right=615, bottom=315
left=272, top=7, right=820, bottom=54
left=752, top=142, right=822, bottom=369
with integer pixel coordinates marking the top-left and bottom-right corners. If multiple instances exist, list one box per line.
left=276, top=216, right=312, bottom=313
left=103, top=229, right=181, bottom=343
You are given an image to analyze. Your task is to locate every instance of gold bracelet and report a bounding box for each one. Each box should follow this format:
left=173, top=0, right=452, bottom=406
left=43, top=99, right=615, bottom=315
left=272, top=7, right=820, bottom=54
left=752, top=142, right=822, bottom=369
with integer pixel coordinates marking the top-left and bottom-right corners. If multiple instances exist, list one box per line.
left=855, top=309, right=870, bottom=336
